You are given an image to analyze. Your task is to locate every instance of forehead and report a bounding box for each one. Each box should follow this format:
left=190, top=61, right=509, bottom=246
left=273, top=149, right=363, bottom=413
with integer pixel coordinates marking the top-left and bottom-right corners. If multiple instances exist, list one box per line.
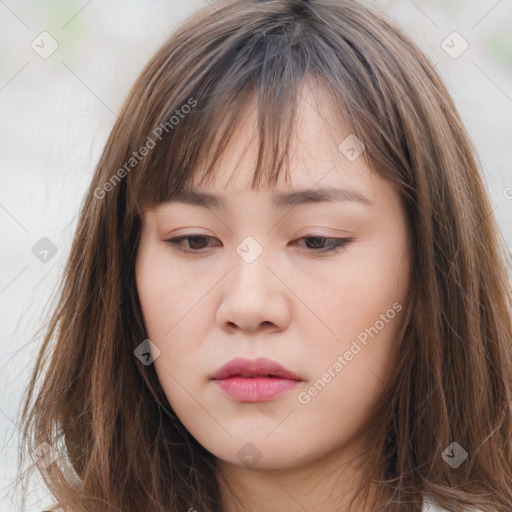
left=189, top=80, right=371, bottom=197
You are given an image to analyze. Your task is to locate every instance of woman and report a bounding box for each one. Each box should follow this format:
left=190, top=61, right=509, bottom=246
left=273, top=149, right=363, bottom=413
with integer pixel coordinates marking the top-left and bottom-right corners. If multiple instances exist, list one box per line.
left=17, top=0, right=511, bottom=511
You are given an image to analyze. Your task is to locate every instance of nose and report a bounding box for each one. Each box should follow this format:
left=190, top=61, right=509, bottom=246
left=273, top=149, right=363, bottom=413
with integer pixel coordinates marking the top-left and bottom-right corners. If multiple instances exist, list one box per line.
left=215, top=252, right=291, bottom=334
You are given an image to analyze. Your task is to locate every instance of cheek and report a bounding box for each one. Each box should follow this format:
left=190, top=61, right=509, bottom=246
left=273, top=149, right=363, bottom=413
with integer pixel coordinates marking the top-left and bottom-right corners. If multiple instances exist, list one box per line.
left=302, top=239, right=409, bottom=340
left=299, top=240, right=409, bottom=412
left=296, top=266, right=408, bottom=448
left=136, top=260, right=168, bottom=338
left=135, top=245, right=192, bottom=338
left=135, top=244, right=211, bottom=381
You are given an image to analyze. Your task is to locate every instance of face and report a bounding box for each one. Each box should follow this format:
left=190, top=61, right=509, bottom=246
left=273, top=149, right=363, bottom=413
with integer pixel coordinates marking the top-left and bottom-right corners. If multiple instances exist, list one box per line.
left=135, top=81, right=411, bottom=472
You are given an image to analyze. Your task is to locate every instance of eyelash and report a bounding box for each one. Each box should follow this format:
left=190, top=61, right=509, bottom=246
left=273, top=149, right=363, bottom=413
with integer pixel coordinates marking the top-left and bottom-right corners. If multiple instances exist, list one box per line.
left=164, top=235, right=353, bottom=255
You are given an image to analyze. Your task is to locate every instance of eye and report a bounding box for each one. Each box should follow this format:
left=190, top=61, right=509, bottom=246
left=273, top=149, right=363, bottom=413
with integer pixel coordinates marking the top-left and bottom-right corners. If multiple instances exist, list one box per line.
left=164, top=234, right=353, bottom=254
left=295, top=236, right=353, bottom=253
left=164, top=235, right=219, bottom=252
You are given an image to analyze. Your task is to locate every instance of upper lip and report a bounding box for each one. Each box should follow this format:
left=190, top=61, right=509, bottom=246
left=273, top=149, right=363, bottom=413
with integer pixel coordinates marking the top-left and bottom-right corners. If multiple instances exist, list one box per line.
left=211, top=357, right=302, bottom=380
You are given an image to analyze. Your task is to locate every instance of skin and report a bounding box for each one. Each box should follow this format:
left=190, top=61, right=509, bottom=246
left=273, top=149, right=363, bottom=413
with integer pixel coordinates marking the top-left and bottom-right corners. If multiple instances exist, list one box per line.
left=135, top=80, right=411, bottom=512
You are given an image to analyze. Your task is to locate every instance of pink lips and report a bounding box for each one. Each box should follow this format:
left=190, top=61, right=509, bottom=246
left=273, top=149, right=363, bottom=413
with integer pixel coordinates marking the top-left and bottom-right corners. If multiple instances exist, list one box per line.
left=210, top=357, right=303, bottom=403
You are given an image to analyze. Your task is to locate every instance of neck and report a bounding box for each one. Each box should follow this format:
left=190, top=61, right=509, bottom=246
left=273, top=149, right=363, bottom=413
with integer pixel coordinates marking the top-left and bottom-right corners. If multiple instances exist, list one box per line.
left=215, top=439, right=381, bottom=512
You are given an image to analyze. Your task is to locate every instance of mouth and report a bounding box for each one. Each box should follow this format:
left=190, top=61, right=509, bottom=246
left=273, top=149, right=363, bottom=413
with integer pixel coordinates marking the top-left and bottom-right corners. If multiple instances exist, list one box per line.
left=211, top=356, right=302, bottom=381
left=210, top=357, right=303, bottom=402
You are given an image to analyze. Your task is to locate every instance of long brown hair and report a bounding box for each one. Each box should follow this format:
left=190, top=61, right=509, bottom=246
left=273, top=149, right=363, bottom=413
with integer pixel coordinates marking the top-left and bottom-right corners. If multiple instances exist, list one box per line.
left=14, top=0, right=512, bottom=511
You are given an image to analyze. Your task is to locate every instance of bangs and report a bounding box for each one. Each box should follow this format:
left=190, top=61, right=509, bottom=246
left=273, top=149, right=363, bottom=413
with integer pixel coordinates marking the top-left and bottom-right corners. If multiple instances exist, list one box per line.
left=122, top=6, right=372, bottom=217
left=117, top=0, right=423, bottom=225
left=128, top=45, right=313, bottom=214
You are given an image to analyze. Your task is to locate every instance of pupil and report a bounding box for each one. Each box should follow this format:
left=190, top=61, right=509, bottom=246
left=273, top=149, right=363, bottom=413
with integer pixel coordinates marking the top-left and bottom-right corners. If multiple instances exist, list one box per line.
left=189, top=236, right=207, bottom=249
left=307, top=237, right=326, bottom=249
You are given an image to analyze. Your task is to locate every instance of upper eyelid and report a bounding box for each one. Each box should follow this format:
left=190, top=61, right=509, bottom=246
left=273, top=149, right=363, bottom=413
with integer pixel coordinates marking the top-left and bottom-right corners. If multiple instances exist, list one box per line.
left=165, top=234, right=352, bottom=251
left=166, top=234, right=346, bottom=242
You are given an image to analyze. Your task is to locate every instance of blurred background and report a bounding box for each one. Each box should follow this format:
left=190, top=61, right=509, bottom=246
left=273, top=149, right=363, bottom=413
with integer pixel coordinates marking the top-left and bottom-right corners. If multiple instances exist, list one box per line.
left=1, top=0, right=511, bottom=509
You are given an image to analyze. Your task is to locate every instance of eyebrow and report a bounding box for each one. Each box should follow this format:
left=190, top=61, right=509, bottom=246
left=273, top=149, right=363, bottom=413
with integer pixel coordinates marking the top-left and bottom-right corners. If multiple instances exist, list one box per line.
left=166, top=186, right=373, bottom=210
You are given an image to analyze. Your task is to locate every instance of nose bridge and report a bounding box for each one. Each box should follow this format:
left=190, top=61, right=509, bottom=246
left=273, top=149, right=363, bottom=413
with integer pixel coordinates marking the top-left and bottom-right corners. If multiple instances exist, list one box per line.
left=231, top=235, right=272, bottom=293
left=215, top=235, right=290, bottom=332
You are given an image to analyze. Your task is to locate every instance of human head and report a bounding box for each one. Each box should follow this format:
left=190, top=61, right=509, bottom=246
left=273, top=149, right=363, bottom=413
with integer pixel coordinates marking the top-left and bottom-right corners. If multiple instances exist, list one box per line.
left=18, top=1, right=512, bottom=511
left=135, top=76, right=412, bottom=508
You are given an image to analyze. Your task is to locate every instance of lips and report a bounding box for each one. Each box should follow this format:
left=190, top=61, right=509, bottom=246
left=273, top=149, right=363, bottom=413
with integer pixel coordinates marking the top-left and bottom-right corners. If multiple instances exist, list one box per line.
left=210, top=357, right=303, bottom=402
left=211, top=357, right=302, bottom=381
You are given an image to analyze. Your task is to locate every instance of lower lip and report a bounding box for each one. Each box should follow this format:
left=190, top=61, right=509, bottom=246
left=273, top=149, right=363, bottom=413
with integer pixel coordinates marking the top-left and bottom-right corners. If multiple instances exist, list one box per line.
left=212, top=377, right=301, bottom=402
